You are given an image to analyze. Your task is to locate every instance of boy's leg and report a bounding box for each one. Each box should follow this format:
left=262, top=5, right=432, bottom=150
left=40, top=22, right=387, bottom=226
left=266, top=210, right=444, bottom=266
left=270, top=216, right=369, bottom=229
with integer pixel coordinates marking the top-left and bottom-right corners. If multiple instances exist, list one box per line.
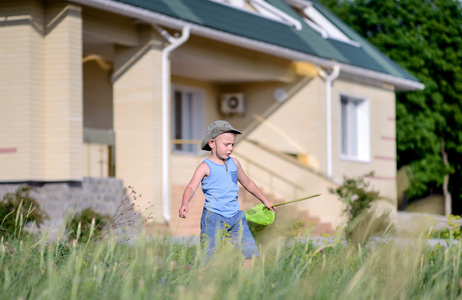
left=200, top=208, right=226, bottom=259
left=244, top=258, right=252, bottom=270
left=229, top=211, right=259, bottom=259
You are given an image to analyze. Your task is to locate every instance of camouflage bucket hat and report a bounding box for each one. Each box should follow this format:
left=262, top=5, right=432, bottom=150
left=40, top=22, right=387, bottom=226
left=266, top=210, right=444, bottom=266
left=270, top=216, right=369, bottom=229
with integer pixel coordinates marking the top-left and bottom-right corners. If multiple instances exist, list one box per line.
left=201, top=120, right=242, bottom=151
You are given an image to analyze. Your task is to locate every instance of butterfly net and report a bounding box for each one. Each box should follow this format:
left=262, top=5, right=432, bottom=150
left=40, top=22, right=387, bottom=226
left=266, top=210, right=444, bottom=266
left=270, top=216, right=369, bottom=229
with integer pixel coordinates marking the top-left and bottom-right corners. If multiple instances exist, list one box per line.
left=245, top=203, right=275, bottom=225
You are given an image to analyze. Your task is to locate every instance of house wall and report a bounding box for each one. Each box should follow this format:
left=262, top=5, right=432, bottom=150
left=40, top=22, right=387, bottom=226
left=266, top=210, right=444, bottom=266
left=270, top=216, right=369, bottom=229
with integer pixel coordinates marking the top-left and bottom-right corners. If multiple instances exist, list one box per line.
left=171, top=35, right=296, bottom=83
left=43, top=2, right=83, bottom=181
left=234, top=140, right=345, bottom=228
left=332, top=78, right=397, bottom=216
left=228, top=76, right=346, bottom=228
left=0, top=0, right=399, bottom=232
left=0, top=0, right=83, bottom=181
left=82, top=6, right=138, bottom=50
left=0, top=0, right=44, bottom=180
left=241, top=76, right=398, bottom=222
left=112, top=26, right=165, bottom=223
left=80, top=8, right=169, bottom=224
left=241, top=76, right=325, bottom=170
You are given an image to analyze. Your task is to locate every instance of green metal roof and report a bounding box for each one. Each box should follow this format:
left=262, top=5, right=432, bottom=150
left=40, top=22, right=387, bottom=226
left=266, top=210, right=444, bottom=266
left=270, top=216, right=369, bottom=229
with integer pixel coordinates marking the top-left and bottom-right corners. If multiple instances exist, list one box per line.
left=113, top=0, right=420, bottom=83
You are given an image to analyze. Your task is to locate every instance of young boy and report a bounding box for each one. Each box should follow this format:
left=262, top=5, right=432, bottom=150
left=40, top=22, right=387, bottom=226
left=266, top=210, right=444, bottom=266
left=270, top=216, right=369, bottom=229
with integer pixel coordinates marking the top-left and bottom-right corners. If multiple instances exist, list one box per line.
left=179, top=120, right=274, bottom=266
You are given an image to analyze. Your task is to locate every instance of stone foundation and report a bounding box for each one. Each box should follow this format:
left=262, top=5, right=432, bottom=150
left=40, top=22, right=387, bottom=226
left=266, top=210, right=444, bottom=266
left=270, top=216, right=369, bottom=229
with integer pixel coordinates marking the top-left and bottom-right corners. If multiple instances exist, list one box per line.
left=0, top=177, right=125, bottom=239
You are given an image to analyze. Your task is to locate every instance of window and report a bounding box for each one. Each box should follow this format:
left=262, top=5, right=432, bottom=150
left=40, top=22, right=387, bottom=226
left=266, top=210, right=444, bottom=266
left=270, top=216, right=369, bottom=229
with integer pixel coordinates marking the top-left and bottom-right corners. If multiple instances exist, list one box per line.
left=171, top=86, right=205, bottom=154
left=286, top=0, right=360, bottom=46
left=218, top=0, right=246, bottom=7
left=340, top=95, right=370, bottom=161
left=209, top=0, right=302, bottom=30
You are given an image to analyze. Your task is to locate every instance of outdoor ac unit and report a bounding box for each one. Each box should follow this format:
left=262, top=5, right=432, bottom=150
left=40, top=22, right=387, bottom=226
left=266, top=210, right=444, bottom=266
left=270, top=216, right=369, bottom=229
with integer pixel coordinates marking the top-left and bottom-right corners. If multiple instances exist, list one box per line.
left=220, top=93, right=245, bottom=114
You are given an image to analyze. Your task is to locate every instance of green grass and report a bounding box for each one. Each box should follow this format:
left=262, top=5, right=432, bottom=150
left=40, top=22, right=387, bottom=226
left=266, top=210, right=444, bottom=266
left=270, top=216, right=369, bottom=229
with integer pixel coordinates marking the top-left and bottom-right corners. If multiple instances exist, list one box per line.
left=1, top=228, right=462, bottom=300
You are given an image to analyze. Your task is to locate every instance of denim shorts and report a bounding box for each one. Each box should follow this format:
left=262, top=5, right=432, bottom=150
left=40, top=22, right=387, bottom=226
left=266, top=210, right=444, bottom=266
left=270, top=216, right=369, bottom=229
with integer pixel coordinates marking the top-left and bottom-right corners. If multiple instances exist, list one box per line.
left=200, top=208, right=259, bottom=259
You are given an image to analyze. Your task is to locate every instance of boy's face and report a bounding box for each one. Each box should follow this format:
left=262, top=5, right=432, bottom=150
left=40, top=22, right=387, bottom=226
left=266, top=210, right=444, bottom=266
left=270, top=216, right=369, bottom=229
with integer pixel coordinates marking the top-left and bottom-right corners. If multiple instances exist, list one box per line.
left=210, top=132, right=236, bottom=160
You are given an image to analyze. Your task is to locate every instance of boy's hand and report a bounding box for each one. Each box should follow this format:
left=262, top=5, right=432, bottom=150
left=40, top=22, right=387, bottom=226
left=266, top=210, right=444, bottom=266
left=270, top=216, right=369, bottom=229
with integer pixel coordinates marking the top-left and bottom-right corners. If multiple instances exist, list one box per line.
left=179, top=204, right=189, bottom=218
left=263, top=200, right=275, bottom=212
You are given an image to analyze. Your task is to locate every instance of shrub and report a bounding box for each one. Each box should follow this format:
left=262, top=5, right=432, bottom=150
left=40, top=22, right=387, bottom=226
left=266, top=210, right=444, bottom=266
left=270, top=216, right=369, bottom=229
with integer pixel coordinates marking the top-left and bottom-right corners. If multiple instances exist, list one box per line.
left=428, top=214, right=462, bottom=240
left=0, top=186, right=48, bottom=237
left=67, top=208, right=111, bottom=242
left=329, top=172, right=392, bottom=243
left=67, top=186, right=151, bottom=243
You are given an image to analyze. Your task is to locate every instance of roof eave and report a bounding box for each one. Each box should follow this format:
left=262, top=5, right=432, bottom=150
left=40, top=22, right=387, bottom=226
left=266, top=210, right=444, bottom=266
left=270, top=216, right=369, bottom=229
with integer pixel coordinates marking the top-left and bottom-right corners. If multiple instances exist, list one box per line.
left=71, top=0, right=424, bottom=91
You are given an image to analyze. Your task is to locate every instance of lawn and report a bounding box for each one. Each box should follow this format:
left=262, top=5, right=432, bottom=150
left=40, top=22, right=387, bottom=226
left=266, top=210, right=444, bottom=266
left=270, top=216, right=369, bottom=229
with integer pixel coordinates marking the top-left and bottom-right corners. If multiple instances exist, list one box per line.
left=1, top=226, right=461, bottom=300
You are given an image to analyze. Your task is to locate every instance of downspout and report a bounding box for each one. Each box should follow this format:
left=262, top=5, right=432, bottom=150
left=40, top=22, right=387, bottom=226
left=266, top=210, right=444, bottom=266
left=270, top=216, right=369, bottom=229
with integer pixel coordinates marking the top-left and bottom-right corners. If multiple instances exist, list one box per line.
left=153, top=24, right=191, bottom=223
left=318, top=65, right=340, bottom=178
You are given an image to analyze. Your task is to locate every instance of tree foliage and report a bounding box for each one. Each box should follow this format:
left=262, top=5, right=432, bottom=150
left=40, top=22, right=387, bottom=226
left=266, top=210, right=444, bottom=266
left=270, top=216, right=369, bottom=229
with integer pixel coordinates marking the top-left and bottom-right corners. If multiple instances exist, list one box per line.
left=319, top=0, right=462, bottom=212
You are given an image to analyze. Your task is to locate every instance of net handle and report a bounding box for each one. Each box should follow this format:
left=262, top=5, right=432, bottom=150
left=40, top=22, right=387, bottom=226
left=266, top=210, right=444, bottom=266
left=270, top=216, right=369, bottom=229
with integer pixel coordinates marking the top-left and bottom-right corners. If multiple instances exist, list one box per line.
left=271, top=194, right=321, bottom=208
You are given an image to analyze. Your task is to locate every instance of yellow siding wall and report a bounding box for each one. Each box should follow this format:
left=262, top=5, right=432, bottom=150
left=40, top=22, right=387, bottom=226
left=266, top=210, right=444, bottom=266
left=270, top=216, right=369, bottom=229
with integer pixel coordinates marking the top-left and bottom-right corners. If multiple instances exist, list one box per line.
left=234, top=77, right=398, bottom=222
left=113, top=27, right=164, bottom=222
left=43, top=3, right=83, bottom=180
left=0, top=0, right=399, bottom=228
left=207, top=75, right=398, bottom=225
left=172, top=36, right=296, bottom=83
left=332, top=79, right=397, bottom=215
left=331, top=79, right=396, bottom=180
left=0, top=0, right=82, bottom=181
left=240, top=77, right=324, bottom=170
left=244, top=76, right=397, bottom=194
left=234, top=140, right=346, bottom=228
left=82, top=7, right=138, bottom=48
left=0, top=0, right=43, bottom=180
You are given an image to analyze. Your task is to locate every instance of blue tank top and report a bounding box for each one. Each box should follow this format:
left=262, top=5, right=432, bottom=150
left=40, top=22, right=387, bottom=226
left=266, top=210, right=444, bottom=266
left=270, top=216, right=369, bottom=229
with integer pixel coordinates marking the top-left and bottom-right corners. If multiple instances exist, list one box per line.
left=201, top=157, right=240, bottom=217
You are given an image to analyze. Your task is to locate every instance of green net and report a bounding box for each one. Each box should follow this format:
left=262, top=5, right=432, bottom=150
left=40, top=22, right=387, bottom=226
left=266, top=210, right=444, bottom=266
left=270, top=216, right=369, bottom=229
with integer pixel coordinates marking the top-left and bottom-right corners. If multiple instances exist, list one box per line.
left=245, top=203, right=275, bottom=225
left=245, top=194, right=321, bottom=226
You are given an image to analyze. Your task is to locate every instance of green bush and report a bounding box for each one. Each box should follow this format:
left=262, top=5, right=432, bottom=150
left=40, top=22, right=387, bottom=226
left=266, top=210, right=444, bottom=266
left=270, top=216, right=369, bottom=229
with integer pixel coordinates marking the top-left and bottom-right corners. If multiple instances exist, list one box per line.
left=329, top=172, right=379, bottom=221
left=428, top=215, right=462, bottom=240
left=329, top=172, right=392, bottom=243
left=67, top=208, right=111, bottom=243
left=0, top=186, right=48, bottom=238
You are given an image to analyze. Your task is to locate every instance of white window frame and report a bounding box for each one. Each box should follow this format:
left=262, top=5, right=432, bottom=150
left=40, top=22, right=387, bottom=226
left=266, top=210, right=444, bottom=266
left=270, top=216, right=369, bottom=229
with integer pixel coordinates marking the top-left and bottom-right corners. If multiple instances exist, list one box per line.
left=339, top=94, right=370, bottom=162
left=171, top=85, right=205, bottom=155
left=301, top=4, right=360, bottom=47
left=209, top=0, right=302, bottom=30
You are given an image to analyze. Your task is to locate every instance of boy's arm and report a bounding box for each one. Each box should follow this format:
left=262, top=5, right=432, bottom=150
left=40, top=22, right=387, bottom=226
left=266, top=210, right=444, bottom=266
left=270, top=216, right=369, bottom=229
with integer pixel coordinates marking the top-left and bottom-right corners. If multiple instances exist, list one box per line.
left=179, top=162, right=209, bottom=218
left=234, top=158, right=275, bottom=211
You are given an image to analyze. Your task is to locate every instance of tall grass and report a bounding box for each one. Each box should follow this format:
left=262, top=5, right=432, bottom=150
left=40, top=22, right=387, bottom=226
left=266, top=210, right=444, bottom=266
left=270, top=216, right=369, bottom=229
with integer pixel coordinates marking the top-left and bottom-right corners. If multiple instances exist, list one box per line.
left=1, top=227, right=461, bottom=299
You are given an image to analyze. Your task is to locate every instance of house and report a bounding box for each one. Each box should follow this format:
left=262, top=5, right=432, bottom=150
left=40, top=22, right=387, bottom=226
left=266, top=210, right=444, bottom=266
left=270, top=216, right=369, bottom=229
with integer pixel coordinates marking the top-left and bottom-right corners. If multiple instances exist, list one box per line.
left=0, top=0, right=423, bottom=236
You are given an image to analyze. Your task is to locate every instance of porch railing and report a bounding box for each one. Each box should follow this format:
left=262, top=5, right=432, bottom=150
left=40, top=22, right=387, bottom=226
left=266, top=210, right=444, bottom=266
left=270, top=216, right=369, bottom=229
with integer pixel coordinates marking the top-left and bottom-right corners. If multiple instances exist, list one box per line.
left=233, top=151, right=304, bottom=200
left=170, top=139, right=202, bottom=156
left=83, top=128, right=116, bottom=177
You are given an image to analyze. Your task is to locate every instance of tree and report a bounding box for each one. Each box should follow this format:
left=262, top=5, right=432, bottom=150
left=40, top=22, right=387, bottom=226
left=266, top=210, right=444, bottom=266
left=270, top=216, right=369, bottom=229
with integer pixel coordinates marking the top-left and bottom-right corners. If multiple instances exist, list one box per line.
left=319, top=0, right=462, bottom=214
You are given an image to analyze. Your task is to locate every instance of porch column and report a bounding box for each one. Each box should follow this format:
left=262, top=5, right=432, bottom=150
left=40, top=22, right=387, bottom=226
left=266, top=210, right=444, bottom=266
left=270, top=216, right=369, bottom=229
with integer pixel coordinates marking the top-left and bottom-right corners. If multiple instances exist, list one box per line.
left=43, top=2, right=83, bottom=180
left=0, top=1, right=82, bottom=182
left=0, top=0, right=46, bottom=181
left=113, top=26, right=165, bottom=223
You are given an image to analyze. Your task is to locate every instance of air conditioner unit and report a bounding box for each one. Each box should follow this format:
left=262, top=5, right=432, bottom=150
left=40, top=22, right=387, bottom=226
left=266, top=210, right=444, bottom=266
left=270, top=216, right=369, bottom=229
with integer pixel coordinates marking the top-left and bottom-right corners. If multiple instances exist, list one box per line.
left=220, top=93, right=245, bottom=114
